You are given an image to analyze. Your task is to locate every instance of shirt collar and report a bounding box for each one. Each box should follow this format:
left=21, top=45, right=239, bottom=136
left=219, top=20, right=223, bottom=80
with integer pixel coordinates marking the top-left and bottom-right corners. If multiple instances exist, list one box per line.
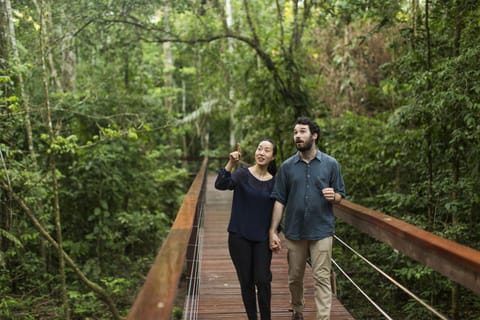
left=293, top=150, right=322, bottom=163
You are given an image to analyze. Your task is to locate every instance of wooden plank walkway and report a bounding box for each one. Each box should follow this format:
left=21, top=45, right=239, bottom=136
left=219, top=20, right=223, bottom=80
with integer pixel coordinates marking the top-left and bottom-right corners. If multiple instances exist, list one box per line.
left=197, top=174, right=354, bottom=319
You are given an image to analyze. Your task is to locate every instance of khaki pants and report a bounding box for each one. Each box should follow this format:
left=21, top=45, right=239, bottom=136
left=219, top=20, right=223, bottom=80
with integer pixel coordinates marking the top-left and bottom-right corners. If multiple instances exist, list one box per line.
left=286, top=237, right=333, bottom=320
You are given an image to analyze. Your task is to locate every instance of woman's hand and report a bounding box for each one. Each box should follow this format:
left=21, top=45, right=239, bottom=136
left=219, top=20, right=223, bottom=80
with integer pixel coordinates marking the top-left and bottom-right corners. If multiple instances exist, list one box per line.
left=269, top=231, right=282, bottom=253
left=229, top=143, right=242, bottom=163
left=225, top=143, right=241, bottom=171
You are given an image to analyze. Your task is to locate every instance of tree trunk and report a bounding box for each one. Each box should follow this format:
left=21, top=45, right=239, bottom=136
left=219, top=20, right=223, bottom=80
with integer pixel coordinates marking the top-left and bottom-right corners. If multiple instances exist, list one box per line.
left=424, top=0, right=435, bottom=227
left=60, top=6, right=76, bottom=91
left=226, top=0, right=237, bottom=148
left=425, top=0, right=431, bottom=70
left=163, top=0, right=174, bottom=113
left=411, top=0, right=418, bottom=49
left=0, top=0, right=8, bottom=68
left=36, top=0, right=70, bottom=318
left=453, top=0, right=464, bottom=56
left=0, top=0, right=13, bottom=245
left=5, top=0, right=35, bottom=156
left=45, top=2, right=62, bottom=91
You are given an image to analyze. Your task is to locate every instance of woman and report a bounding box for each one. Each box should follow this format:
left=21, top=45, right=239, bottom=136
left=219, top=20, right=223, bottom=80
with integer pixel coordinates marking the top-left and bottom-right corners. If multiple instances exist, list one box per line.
left=215, top=139, right=277, bottom=320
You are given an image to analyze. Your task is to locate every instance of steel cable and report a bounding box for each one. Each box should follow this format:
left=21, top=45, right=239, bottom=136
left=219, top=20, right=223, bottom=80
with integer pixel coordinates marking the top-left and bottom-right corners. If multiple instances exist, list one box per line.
left=334, top=235, right=449, bottom=320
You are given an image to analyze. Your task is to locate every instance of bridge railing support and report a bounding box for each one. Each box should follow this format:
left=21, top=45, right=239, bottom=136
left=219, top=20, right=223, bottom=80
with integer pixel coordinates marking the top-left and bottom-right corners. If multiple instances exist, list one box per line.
left=126, top=158, right=208, bottom=320
left=334, top=200, right=480, bottom=295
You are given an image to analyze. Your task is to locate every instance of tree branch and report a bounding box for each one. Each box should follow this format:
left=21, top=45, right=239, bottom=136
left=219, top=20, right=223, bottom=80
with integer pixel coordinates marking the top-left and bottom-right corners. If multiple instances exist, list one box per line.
left=1, top=182, right=123, bottom=320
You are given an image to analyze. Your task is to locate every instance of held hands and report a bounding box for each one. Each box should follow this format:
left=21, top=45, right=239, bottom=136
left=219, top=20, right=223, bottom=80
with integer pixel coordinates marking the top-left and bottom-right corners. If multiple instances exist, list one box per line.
left=269, top=232, right=282, bottom=253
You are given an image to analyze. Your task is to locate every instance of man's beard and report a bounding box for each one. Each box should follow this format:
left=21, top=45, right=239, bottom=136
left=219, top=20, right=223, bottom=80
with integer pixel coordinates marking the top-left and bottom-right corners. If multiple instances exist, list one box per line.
left=295, top=137, right=314, bottom=152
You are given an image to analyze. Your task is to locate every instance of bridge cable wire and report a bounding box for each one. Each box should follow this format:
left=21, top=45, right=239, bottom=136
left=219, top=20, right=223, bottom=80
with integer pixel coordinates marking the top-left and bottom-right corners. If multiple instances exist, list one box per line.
left=184, top=226, right=200, bottom=319
left=331, top=258, right=393, bottom=320
left=334, top=235, right=449, bottom=320
left=183, top=194, right=205, bottom=319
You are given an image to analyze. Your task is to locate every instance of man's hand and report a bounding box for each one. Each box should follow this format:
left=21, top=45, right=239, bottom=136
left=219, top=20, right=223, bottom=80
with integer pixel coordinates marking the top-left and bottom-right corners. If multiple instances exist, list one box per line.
left=270, top=232, right=282, bottom=253
left=322, top=187, right=337, bottom=203
left=269, top=201, right=284, bottom=253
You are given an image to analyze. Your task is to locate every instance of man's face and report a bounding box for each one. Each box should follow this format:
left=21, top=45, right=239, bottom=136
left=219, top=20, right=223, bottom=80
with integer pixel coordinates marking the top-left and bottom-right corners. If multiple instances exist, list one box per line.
left=294, top=124, right=316, bottom=152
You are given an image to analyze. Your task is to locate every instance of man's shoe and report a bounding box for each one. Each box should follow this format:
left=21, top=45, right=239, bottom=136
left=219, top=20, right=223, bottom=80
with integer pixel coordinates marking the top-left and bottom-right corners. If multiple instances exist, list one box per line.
left=291, top=312, right=304, bottom=320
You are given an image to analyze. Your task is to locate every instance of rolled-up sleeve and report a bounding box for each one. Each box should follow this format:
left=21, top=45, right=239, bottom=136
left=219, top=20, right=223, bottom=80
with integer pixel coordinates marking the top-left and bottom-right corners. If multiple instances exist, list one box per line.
left=332, top=161, right=346, bottom=198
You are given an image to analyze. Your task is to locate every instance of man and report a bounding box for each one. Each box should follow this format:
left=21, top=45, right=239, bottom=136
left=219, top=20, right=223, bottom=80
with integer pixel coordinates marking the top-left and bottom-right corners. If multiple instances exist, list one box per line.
left=269, top=116, right=346, bottom=320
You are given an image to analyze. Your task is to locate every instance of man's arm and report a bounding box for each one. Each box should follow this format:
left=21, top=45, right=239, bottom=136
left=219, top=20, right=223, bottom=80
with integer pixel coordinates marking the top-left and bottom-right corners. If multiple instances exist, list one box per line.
left=269, top=200, right=284, bottom=253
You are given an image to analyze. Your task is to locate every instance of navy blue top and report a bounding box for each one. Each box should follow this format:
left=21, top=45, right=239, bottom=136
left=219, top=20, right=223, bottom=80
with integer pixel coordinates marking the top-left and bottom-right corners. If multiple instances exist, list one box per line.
left=215, top=167, right=276, bottom=242
left=271, top=151, right=345, bottom=241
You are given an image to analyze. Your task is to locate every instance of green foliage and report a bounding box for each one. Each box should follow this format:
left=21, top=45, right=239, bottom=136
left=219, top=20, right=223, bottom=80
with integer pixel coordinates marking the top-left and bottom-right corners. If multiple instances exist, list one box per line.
left=68, top=290, right=103, bottom=316
left=0, top=229, right=23, bottom=251
left=2, top=1, right=195, bottom=318
left=172, top=306, right=183, bottom=320
left=330, top=2, right=480, bottom=317
left=2, top=0, right=480, bottom=318
left=0, top=296, right=22, bottom=320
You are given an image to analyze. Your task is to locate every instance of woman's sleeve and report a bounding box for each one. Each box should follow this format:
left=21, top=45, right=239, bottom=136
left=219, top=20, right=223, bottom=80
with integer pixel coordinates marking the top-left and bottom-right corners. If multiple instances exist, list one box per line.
left=214, top=168, right=235, bottom=190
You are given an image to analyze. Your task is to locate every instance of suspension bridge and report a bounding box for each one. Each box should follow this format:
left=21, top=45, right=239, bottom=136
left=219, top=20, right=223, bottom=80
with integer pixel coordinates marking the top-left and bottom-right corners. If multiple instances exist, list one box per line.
left=126, top=159, right=480, bottom=319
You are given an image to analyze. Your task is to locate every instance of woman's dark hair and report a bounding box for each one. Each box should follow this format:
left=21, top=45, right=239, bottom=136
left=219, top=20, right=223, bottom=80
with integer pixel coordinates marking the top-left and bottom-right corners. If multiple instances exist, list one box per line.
left=295, top=116, right=320, bottom=144
left=260, top=139, right=277, bottom=176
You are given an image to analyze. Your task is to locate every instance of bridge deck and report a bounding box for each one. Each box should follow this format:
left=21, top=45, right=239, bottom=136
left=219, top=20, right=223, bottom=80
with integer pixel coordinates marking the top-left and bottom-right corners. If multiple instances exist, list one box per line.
left=197, top=174, right=354, bottom=319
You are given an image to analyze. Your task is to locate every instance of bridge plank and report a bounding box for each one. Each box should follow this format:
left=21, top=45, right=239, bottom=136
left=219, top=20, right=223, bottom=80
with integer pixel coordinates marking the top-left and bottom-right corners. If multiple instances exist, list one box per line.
left=198, top=174, right=354, bottom=320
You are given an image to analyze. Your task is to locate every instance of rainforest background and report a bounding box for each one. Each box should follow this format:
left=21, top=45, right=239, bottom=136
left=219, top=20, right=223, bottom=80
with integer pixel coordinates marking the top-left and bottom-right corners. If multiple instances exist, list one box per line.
left=1, top=0, right=479, bottom=319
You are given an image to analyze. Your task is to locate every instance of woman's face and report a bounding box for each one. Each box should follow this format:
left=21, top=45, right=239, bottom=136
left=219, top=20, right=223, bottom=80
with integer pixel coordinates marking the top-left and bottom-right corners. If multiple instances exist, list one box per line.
left=255, top=141, right=275, bottom=166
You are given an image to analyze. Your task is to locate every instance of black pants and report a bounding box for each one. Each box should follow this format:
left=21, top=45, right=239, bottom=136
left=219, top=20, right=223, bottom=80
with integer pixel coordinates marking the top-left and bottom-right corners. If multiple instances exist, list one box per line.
left=228, top=232, right=272, bottom=320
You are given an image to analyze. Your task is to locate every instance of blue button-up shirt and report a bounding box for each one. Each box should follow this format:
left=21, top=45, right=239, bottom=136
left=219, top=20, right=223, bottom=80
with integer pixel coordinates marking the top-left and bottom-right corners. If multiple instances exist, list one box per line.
left=271, top=150, right=345, bottom=240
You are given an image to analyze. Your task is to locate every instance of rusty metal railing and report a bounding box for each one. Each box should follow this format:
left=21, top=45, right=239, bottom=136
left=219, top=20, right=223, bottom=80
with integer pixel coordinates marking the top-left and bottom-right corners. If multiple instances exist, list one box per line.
left=126, top=157, right=208, bottom=320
